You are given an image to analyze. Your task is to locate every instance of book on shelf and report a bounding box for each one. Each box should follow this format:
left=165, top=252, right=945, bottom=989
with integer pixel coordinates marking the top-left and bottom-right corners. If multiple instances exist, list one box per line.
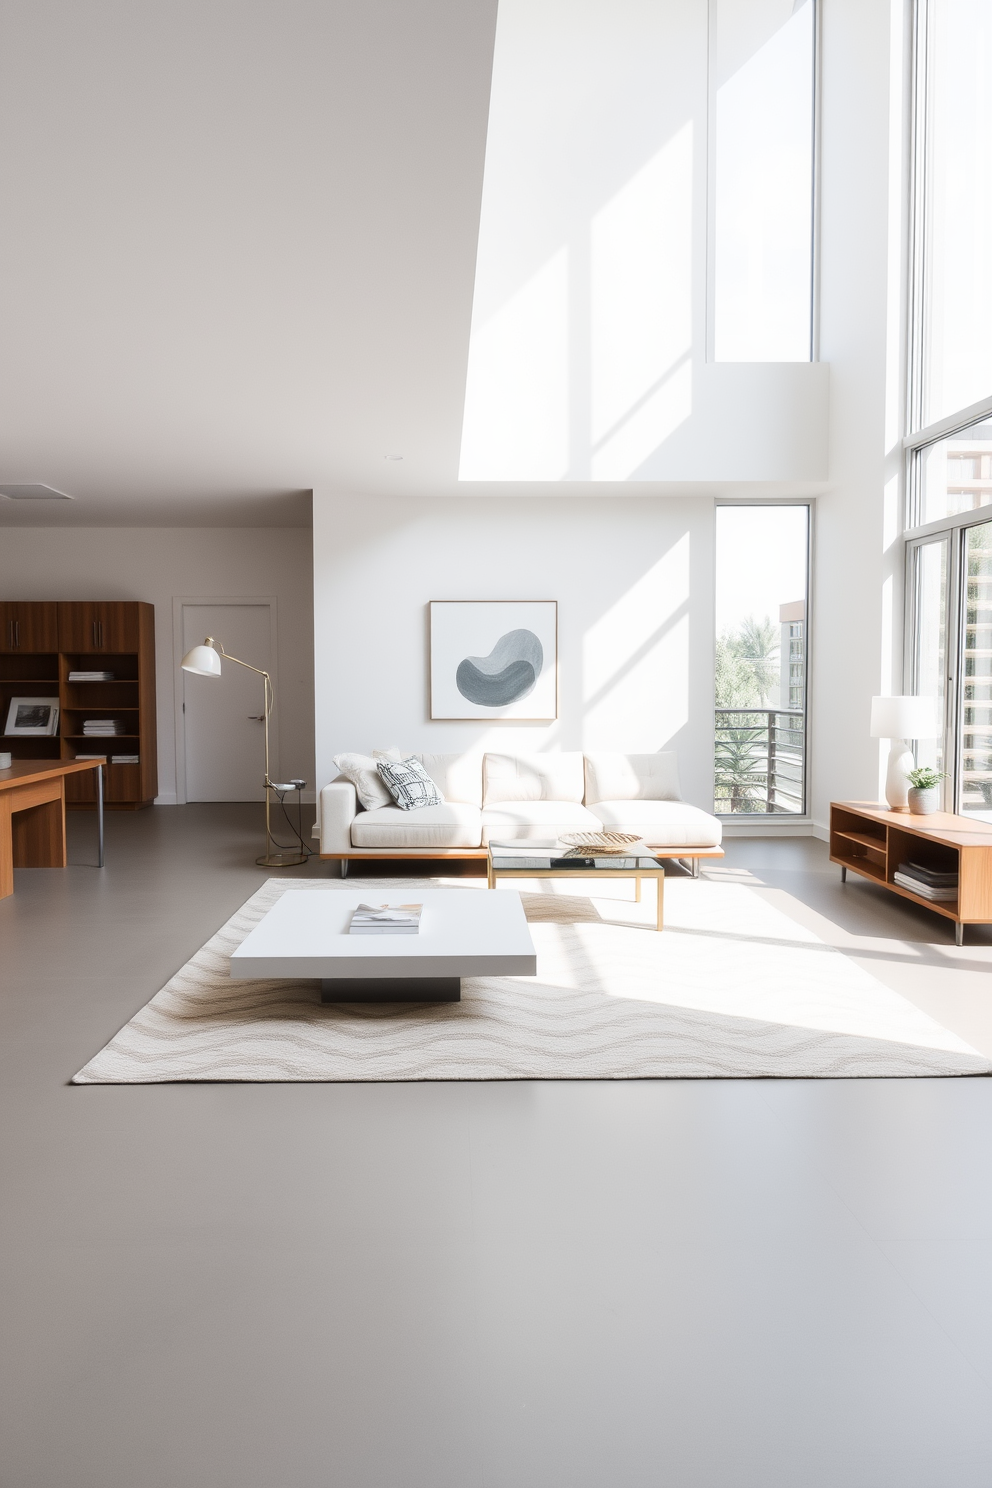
left=349, top=902, right=423, bottom=935
left=893, top=870, right=957, bottom=901
left=111, top=754, right=139, bottom=764
left=83, top=720, right=126, bottom=734
left=902, top=860, right=958, bottom=887
left=73, top=753, right=107, bottom=760
left=68, top=671, right=114, bottom=681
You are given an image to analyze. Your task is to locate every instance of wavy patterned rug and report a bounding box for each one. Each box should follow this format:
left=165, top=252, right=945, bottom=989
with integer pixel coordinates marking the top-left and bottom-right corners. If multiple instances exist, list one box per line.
left=73, top=877, right=991, bottom=1083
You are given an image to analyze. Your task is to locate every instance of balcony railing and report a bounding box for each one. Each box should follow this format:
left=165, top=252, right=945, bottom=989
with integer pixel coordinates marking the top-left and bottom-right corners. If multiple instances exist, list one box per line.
left=715, top=707, right=805, bottom=815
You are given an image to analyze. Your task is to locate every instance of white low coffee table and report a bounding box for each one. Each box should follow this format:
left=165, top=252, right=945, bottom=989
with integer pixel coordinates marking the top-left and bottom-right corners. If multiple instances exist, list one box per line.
left=230, top=888, right=537, bottom=1002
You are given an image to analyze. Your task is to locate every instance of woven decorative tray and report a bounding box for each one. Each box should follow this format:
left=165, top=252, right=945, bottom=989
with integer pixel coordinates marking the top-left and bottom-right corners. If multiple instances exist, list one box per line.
left=558, top=830, right=641, bottom=855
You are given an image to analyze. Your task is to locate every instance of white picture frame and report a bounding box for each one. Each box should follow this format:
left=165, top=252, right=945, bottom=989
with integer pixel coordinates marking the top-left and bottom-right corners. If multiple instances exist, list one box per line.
left=4, top=697, right=60, bottom=736
left=429, top=601, right=558, bottom=721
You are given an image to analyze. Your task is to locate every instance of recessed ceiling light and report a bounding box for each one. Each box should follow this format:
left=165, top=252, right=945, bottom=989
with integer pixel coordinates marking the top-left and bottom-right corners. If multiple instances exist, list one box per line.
left=0, top=483, right=73, bottom=500
left=384, top=454, right=403, bottom=461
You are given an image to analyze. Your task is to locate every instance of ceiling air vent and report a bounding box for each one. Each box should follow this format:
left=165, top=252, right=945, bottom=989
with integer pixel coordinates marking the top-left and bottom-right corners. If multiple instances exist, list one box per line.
left=0, top=484, right=73, bottom=499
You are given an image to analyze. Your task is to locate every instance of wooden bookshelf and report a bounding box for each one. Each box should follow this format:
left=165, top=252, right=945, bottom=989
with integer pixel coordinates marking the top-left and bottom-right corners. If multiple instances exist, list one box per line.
left=0, top=600, right=156, bottom=809
left=830, top=801, right=992, bottom=945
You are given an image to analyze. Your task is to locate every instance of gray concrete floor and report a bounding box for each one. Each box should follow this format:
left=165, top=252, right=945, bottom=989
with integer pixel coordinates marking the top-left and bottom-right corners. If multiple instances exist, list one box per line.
left=1, top=806, right=991, bottom=1487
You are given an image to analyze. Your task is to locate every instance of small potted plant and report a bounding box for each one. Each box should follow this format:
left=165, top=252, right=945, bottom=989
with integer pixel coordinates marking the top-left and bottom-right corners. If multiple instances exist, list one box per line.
left=907, top=765, right=945, bottom=815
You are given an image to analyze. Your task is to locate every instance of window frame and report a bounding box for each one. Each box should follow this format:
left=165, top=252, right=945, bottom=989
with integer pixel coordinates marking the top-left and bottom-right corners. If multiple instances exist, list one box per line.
left=713, top=497, right=814, bottom=822
left=705, top=0, right=821, bottom=365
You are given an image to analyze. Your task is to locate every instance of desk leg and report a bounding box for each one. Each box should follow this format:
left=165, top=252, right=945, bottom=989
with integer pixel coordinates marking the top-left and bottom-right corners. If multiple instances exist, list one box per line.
left=656, top=873, right=664, bottom=931
left=97, top=764, right=105, bottom=868
left=0, top=796, right=12, bottom=899
left=956, top=923, right=964, bottom=947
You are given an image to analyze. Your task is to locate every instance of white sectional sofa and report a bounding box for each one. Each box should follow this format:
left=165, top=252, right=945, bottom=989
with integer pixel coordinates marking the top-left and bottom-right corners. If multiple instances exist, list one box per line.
left=318, top=751, right=723, bottom=873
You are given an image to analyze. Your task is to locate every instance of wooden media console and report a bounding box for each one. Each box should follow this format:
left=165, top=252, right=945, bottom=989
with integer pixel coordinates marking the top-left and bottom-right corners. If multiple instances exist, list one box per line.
left=829, top=800, right=992, bottom=946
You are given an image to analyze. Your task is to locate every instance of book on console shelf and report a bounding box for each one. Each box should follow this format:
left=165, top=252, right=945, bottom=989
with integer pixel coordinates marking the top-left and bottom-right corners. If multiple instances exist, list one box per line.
left=349, top=903, right=423, bottom=935
left=893, top=862, right=958, bottom=901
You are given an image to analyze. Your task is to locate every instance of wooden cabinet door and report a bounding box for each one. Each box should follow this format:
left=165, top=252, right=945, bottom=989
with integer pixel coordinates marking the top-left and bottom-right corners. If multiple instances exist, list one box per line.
left=0, top=602, right=58, bottom=652
left=58, top=602, right=139, bottom=653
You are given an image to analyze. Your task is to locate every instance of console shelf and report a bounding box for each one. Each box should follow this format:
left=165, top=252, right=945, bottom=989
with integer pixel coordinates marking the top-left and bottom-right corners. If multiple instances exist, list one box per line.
left=830, top=801, right=992, bottom=946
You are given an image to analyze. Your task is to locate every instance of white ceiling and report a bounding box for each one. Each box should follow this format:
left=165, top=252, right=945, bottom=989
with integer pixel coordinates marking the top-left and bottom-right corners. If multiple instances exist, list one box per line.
left=0, top=0, right=498, bottom=526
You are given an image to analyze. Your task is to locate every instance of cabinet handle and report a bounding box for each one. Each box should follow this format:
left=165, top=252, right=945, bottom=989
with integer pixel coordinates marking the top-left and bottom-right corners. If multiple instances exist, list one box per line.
left=98, top=620, right=104, bottom=648
left=13, top=619, right=19, bottom=648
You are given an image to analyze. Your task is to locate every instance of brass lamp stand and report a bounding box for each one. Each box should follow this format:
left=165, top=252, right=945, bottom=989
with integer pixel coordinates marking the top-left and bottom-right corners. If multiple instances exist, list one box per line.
left=180, top=636, right=307, bottom=867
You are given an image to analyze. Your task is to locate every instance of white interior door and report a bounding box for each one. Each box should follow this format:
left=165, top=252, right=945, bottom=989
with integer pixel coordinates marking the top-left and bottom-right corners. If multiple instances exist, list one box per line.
left=182, top=604, right=274, bottom=801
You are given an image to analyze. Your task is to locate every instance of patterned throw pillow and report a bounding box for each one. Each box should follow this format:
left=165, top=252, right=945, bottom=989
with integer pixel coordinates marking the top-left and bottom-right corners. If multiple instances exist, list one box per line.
left=377, top=757, right=444, bottom=811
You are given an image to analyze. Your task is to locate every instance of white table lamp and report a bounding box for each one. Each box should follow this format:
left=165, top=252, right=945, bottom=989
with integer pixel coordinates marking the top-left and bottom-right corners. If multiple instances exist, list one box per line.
left=181, top=635, right=307, bottom=866
left=870, top=695, right=938, bottom=811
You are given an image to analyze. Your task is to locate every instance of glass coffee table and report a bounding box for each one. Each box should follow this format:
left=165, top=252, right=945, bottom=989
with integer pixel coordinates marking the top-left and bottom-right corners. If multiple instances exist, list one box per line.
left=487, top=840, right=667, bottom=931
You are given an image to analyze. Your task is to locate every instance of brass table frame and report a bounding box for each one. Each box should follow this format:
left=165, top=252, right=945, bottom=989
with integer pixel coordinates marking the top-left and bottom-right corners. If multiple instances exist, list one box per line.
left=487, top=847, right=666, bottom=931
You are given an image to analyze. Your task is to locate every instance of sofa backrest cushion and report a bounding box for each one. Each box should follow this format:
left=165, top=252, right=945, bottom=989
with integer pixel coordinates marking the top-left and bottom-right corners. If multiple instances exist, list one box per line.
left=583, top=751, right=682, bottom=805
left=483, top=752, right=585, bottom=805
left=415, top=753, right=483, bottom=807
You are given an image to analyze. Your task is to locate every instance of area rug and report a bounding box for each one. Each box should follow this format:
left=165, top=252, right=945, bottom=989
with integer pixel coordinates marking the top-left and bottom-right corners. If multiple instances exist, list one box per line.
left=73, top=877, right=991, bottom=1083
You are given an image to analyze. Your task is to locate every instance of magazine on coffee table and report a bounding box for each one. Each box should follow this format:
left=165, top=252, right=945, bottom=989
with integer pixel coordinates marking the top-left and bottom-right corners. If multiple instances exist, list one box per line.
left=349, top=903, right=423, bottom=935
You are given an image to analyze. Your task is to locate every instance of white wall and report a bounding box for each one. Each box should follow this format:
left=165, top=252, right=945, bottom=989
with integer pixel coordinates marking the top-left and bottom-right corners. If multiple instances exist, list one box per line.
left=313, top=493, right=716, bottom=809
left=460, top=0, right=828, bottom=484
left=809, top=0, right=905, bottom=830
left=0, top=528, right=315, bottom=803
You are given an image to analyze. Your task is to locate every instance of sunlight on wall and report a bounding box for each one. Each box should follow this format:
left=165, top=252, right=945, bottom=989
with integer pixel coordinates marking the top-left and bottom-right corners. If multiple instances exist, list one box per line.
left=459, top=248, right=569, bottom=480
left=582, top=536, right=690, bottom=748
left=590, top=124, right=693, bottom=476
left=592, top=358, right=693, bottom=481
left=714, top=0, right=814, bottom=361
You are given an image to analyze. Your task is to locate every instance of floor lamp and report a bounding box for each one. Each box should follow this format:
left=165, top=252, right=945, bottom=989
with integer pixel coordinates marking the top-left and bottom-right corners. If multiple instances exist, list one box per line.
left=181, top=636, right=308, bottom=866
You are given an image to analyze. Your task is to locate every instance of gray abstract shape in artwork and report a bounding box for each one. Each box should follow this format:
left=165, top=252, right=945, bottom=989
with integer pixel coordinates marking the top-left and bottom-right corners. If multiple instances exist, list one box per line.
left=456, top=628, right=544, bottom=706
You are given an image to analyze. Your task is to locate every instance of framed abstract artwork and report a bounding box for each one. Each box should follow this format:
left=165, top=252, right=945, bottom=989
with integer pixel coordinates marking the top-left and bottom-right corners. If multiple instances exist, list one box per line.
left=429, top=601, right=558, bottom=721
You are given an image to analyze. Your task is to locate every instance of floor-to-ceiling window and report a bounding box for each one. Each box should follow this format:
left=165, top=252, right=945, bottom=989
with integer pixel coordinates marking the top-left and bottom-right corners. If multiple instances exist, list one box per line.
left=904, top=0, right=992, bottom=817
left=714, top=503, right=810, bottom=816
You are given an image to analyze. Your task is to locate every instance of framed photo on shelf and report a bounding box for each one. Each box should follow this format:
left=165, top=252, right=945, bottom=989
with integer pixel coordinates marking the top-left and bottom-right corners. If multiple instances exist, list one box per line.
left=429, top=600, right=558, bottom=721
left=4, top=697, right=60, bottom=736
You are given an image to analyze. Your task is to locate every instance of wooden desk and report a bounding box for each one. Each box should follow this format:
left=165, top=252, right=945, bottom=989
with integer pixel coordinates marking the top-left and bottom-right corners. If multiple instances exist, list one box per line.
left=0, top=758, right=105, bottom=899
left=830, top=800, right=992, bottom=945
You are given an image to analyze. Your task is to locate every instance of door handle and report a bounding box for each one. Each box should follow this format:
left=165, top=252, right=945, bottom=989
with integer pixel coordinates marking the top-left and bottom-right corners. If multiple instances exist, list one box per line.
left=248, top=714, right=265, bottom=721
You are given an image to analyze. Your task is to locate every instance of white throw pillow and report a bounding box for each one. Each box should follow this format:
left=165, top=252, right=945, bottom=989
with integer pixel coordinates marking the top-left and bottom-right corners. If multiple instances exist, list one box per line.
left=333, top=752, right=393, bottom=811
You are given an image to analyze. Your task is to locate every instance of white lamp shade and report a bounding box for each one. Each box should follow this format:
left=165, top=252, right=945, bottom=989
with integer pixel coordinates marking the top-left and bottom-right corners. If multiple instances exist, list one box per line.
left=870, top=695, right=938, bottom=739
left=181, top=643, right=222, bottom=677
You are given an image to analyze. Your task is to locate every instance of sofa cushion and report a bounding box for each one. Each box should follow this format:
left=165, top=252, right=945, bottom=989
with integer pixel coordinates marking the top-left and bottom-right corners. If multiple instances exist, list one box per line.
left=415, top=752, right=483, bottom=807
left=351, top=802, right=482, bottom=849
left=583, top=751, right=681, bottom=806
left=594, top=800, right=722, bottom=847
left=481, top=800, right=603, bottom=844
left=483, top=752, right=585, bottom=805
